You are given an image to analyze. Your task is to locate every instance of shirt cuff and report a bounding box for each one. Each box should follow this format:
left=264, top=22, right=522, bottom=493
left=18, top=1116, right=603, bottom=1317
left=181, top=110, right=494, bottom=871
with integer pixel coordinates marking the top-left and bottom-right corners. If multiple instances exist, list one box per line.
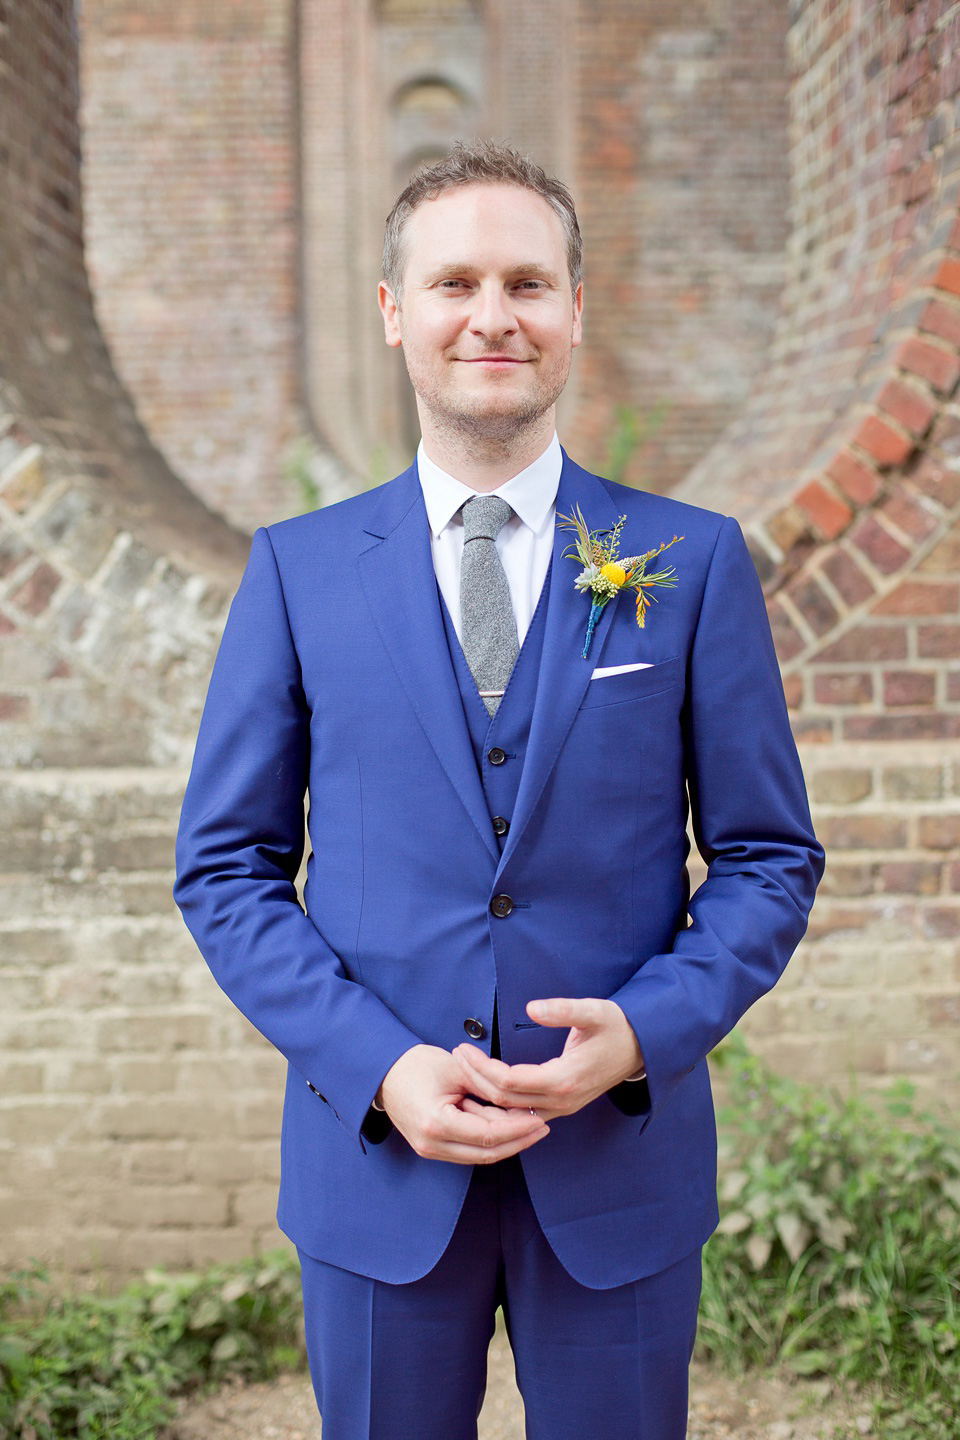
left=372, top=1093, right=385, bottom=1111
left=624, top=1065, right=647, bottom=1081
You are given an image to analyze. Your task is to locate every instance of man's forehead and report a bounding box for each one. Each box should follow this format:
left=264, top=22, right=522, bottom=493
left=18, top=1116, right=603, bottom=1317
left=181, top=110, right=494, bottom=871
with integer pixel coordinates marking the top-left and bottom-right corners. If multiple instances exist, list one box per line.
left=401, top=183, right=567, bottom=265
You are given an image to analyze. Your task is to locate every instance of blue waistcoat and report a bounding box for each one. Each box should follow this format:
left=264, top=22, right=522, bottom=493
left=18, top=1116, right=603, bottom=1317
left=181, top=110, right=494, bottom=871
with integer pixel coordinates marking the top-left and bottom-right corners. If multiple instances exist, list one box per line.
left=436, top=555, right=555, bottom=1062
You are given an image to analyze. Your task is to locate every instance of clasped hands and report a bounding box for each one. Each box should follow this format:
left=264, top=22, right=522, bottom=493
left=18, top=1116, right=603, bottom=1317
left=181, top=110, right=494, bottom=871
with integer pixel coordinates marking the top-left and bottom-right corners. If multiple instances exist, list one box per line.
left=376, top=997, right=645, bottom=1166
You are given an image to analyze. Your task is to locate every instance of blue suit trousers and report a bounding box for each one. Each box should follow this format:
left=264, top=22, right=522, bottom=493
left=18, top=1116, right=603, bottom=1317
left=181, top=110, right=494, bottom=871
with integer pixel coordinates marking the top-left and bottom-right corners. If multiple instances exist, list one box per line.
left=297, top=1152, right=703, bottom=1440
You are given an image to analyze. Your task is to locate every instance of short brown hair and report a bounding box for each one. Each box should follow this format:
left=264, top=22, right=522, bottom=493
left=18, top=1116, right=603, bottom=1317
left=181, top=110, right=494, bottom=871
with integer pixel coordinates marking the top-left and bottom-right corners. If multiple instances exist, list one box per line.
left=381, top=138, right=583, bottom=304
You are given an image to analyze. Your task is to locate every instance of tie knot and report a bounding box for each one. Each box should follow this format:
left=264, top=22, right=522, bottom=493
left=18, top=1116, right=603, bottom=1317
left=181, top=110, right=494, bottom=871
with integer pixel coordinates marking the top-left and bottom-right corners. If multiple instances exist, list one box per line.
left=461, top=493, right=514, bottom=544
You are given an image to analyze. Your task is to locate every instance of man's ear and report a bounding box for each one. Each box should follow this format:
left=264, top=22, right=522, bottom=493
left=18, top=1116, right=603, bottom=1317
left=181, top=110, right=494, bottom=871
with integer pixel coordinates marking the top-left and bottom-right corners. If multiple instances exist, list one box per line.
left=378, top=282, right=403, bottom=348
left=571, top=281, right=583, bottom=348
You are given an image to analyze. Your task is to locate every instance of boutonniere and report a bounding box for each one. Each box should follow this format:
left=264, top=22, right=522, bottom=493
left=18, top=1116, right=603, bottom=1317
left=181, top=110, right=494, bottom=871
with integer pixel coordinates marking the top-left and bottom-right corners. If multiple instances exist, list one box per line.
left=557, top=505, right=684, bottom=659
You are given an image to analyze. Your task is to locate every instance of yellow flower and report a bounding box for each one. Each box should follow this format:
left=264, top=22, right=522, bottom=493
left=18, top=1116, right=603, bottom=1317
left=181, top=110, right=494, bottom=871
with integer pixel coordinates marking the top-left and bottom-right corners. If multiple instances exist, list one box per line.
left=600, top=562, right=626, bottom=588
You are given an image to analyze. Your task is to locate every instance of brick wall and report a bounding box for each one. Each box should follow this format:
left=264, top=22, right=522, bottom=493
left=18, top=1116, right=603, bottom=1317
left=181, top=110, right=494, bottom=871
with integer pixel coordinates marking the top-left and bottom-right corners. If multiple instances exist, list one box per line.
left=77, top=0, right=327, bottom=534
left=1, top=0, right=957, bottom=1282
left=79, top=0, right=791, bottom=523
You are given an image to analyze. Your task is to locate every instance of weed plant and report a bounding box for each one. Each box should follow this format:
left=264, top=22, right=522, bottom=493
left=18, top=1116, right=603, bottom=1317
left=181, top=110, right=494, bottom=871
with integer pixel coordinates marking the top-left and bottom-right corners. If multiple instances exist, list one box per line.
left=702, top=1032, right=960, bottom=1439
left=0, top=1250, right=302, bottom=1440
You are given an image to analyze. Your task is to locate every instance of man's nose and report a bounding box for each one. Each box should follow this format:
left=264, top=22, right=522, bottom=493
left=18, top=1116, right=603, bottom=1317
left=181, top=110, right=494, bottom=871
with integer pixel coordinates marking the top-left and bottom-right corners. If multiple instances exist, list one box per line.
left=468, top=283, right=519, bottom=337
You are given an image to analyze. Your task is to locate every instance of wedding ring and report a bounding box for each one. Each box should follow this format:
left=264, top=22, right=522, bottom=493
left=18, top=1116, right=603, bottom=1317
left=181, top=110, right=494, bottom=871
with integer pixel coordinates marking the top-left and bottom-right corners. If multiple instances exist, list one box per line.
left=529, top=1107, right=537, bottom=1117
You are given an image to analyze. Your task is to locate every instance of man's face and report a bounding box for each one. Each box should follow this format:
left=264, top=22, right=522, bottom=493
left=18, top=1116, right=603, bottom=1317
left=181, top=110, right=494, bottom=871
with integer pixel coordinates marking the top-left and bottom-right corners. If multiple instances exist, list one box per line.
left=379, top=182, right=583, bottom=443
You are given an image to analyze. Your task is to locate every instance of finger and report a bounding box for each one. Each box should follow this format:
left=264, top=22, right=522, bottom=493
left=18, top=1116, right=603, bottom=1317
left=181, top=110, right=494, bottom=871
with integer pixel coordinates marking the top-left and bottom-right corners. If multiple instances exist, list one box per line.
left=435, top=1101, right=547, bottom=1149
left=527, top=996, right=605, bottom=1028
left=455, top=1049, right=569, bottom=1104
left=459, top=1096, right=559, bottom=1122
left=427, top=1122, right=551, bottom=1166
left=461, top=1097, right=560, bottom=1124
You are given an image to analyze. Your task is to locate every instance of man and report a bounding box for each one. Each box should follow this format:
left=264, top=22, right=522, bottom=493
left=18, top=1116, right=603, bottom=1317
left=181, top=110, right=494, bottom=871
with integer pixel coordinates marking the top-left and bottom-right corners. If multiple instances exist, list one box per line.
left=174, top=139, right=825, bottom=1439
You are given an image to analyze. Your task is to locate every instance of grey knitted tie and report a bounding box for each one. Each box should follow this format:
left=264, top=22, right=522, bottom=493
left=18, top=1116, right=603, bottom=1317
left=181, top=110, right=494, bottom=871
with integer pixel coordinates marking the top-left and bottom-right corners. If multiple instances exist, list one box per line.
left=460, top=494, right=519, bottom=718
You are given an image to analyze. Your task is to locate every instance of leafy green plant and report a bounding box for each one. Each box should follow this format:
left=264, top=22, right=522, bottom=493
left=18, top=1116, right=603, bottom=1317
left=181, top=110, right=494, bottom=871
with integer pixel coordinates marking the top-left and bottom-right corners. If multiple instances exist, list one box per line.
left=0, top=1250, right=303, bottom=1440
left=703, top=1032, right=960, bottom=1439
left=281, top=434, right=322, bottom=513
left=601, top=401, right=668, bottom=486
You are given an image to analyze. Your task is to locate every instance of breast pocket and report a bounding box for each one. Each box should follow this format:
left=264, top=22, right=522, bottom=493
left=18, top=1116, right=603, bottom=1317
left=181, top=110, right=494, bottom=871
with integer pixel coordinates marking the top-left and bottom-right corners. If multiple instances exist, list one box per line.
left=579, top=655, right=682, bottom=709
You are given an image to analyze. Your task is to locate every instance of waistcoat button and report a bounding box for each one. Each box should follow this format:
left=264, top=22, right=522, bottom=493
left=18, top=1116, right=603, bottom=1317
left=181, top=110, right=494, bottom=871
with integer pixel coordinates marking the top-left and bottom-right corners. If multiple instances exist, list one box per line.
left=487, top=747, right=506, bottom=765
left=490, top=894, right=514, bottom=918
left=492, top=816, right=509, bottom=836
left=463, top=1017, right=485, bottom=1039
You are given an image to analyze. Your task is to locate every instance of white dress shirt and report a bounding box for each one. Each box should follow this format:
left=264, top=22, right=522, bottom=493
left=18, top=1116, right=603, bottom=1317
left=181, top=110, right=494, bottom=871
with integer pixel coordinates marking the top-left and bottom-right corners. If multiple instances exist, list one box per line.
left=416, top=431, right=562, bottom=649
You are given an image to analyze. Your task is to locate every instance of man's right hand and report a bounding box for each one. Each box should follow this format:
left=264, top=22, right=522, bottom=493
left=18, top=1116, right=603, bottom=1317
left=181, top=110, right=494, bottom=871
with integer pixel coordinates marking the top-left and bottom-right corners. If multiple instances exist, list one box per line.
left=377, top=1044, right=550, bottom=1164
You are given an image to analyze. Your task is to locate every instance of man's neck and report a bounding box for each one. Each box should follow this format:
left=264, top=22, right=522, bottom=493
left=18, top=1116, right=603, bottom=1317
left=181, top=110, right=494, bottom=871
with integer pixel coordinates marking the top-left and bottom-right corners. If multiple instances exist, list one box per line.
left=418, top=416, right=557, bottom=492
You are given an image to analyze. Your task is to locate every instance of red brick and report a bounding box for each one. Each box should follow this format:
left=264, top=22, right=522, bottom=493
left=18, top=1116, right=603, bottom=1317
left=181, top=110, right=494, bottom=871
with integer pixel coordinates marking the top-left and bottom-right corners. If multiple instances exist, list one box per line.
left=794, top=480, right=853, bottom=540
left=786, top=576, right=841, bottom=637
left=791, top=716, right=835, bottom=744
left=910, top=453, right=960, bottom=508
left=921, top=908, right=960, bottom=940
left=917, top=623, right=960, bottom=656
left=844, top=713, right=960, bottom=740
left=9, top=562, right=61, bottom=616
left=894, top=335, right=960, bottom=392
left=877, top=861, right=943, bottom=895
left=782, top=673, right=803, bottom=710
left=821, top=550, right=876, bottom=606
left=851, top=413, right=915, bottom=468
left=817, top=815, right=909, bottom=851
left=878, top=490, right=939, bottom=542
left=931, top=256, right=960, bottom=296
left=874, top=579, right=959, bottom=614
left=815, top=623, right=908, bottom=663
left=874, top=377, right=938, bottom=434
left=0, top=694, right=29, bottom=720
left=919, top=815, right=960, bottom=849
left=813, top=671, right=874, bottom=705
left=883, top=669, right=936, bottom=705
left=848, top=513, right=914, bottom=574
left=918, top=296, right=960, bottom=346
left=948, top=671, right=960, bottom=701
left=825, top=450, right=882, bottom=506
left=767, top=600, right=807, bottom=663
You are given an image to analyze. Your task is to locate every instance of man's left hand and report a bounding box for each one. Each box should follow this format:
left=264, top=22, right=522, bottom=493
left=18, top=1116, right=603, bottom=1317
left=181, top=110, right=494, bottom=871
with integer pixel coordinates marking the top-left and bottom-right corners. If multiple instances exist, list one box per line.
left=453, top=997, right=645, bottom=1121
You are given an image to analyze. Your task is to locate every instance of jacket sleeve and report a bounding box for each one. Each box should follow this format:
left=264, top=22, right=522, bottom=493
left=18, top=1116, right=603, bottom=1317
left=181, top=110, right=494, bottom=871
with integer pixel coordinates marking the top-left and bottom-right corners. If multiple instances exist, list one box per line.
left=173, top=526, right=422, bottom=1152
left=607, top=515, right=825, bottom=1123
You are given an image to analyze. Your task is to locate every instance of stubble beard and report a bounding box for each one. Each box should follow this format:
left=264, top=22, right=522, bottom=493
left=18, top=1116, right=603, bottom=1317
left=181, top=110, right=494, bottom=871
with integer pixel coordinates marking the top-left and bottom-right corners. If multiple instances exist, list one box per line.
left=403, top=345, right=572, bottom=463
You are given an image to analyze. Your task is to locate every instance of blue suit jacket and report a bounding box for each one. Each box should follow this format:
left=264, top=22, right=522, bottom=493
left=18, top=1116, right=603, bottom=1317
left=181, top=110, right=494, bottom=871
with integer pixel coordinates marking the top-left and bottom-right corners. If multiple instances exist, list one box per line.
left=174, top=447, right=825, bottom=1288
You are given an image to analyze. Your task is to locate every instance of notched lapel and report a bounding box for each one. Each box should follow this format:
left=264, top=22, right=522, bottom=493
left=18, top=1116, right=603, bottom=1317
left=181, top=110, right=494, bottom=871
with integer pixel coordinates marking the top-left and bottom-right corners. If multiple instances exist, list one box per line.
left=357, top=465, right=500, bottom=866
left=494, top=451, right=641, bottom=880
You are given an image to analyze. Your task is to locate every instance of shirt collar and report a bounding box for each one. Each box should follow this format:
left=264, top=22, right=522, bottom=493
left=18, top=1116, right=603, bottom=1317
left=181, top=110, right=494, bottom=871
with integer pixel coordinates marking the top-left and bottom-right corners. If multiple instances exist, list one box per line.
left=416, top=432, right=562, bottom=540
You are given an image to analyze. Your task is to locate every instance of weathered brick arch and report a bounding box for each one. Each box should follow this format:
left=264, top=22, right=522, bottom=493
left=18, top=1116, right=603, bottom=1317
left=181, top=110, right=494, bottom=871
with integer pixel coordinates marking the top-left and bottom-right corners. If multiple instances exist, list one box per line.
left=1, top=0, right=957, bottom=1281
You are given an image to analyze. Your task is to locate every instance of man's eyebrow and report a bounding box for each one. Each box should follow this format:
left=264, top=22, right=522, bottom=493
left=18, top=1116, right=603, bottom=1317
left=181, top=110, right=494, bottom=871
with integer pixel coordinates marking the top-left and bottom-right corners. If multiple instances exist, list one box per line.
left=422, top=262, right=561, bottom=283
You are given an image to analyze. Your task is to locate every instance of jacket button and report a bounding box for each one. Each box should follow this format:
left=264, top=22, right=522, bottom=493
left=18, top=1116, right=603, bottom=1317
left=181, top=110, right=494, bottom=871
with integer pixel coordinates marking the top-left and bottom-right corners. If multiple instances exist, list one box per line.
left=488, top=747, right=506, bottom=765
left=464, top=1017, right=485, bottom=1039
left=490, top=894, right=514, bottom=918
left=492, top=815, right=509, bottom=836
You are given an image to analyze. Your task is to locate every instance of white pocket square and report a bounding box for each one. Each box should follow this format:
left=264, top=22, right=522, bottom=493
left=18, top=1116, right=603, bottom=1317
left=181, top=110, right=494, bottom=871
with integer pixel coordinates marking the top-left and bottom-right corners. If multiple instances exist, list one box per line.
left=590, top=662, right=654, bottom=679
